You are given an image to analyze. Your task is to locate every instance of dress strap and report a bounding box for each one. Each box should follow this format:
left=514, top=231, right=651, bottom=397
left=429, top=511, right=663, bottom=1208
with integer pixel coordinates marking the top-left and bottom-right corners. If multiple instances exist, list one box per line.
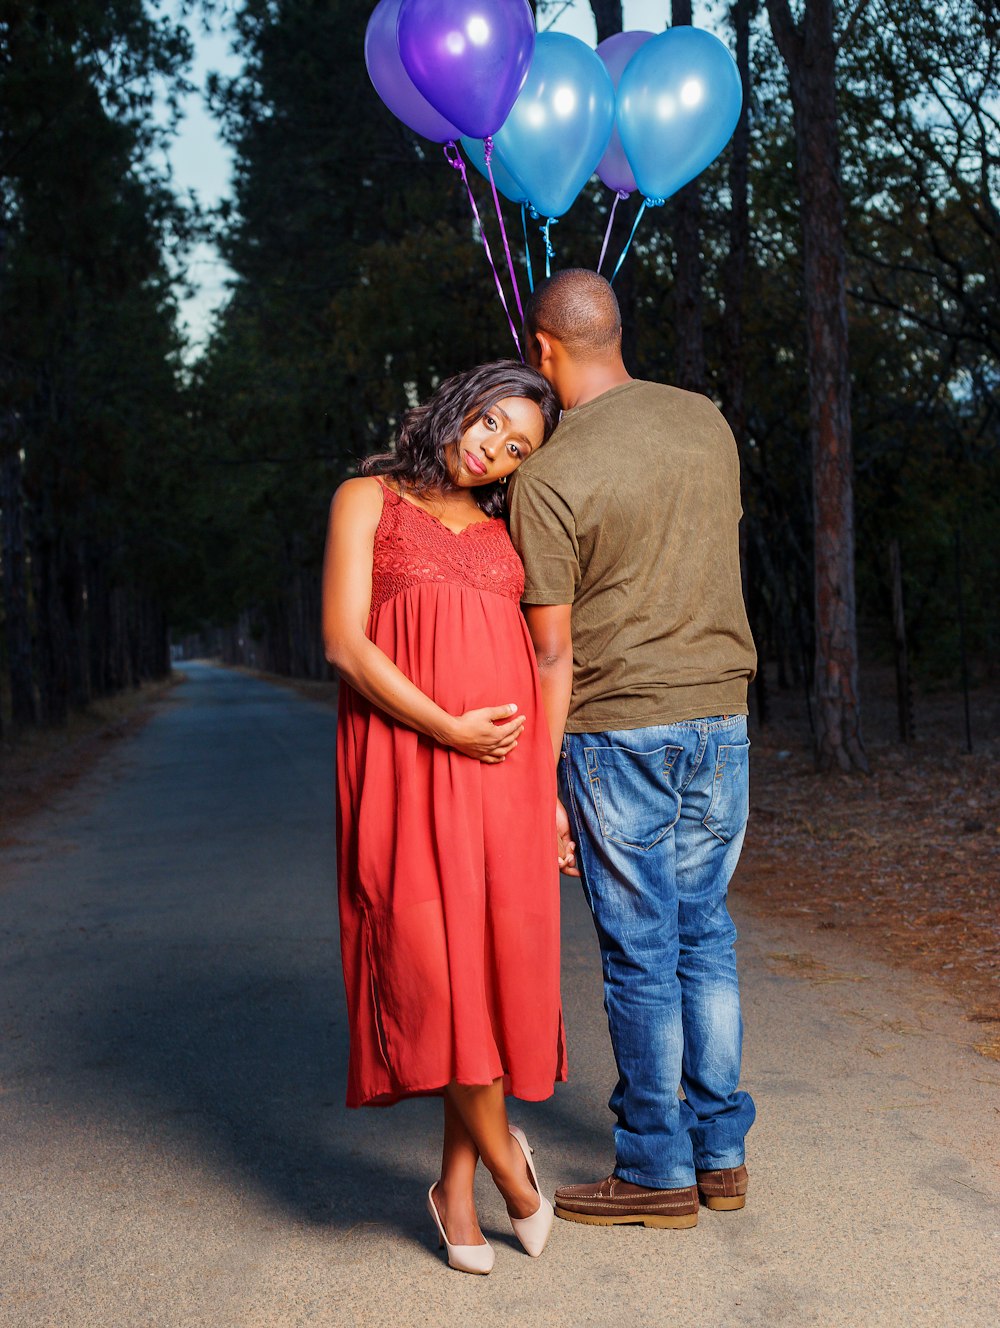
left=375, top=475, right=402, bottom=507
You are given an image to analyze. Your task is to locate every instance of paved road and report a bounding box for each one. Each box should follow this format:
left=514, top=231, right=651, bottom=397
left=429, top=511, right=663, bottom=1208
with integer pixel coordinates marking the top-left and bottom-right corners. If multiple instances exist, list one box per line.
left=2, top=663, right=998, bottom=1327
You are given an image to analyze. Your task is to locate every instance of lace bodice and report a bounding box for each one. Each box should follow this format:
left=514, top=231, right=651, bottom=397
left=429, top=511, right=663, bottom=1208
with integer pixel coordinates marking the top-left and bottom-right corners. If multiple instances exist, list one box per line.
left=369, top=482, right=525, bottom=614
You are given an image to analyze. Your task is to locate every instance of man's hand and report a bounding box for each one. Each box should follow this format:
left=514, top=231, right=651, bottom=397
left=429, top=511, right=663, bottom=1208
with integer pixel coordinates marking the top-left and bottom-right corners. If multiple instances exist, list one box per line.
left=556, top=797, right=580, bottom=876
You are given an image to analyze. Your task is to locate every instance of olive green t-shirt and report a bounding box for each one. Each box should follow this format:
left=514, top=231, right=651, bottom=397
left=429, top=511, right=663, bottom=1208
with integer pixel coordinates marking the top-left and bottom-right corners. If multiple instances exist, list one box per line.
left=508, top=379, right=756, bottom=733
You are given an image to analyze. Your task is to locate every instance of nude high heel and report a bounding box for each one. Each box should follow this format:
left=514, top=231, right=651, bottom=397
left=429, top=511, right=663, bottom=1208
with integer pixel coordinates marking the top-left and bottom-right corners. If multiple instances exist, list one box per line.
left=426, top=1183, right=495, bottom=1275
left=508, top=1125, right=554, bottom=1257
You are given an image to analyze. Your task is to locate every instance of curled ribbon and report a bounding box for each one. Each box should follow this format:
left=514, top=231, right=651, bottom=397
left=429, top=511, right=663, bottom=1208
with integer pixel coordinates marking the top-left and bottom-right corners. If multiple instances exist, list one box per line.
left=541, top=217, right=559, bottom=278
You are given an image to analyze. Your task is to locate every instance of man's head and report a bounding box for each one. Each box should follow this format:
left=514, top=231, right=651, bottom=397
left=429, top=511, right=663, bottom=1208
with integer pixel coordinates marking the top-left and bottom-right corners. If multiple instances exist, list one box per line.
left=523, top=269, right=627, bottom=408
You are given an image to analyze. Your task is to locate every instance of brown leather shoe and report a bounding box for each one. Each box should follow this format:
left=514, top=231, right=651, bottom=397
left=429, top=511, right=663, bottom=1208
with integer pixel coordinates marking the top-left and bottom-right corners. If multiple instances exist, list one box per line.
left=696, top=1164, right=748, bottom=1211
left=554, top=1176, right=698, bottom=1229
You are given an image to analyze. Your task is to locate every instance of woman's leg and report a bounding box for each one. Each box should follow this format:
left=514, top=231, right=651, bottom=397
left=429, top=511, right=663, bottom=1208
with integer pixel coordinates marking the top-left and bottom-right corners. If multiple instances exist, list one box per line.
left=434, top=1093, right=486, bottom=1246
left=445, top=1079, right=539, bottom=1219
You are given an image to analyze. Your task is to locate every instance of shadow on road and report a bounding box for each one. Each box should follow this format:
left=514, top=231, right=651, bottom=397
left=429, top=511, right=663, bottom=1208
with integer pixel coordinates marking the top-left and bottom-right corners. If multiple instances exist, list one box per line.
left=63, top=954, right=435, bottom=1240
left=61, top=948, right=610, bottom=1243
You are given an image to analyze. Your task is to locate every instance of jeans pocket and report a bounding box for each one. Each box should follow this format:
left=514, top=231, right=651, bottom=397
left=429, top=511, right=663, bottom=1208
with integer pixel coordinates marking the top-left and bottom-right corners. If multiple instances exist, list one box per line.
left=703, top=740, right=750, bottom=843
left=584, top=743, right=683, bottom=850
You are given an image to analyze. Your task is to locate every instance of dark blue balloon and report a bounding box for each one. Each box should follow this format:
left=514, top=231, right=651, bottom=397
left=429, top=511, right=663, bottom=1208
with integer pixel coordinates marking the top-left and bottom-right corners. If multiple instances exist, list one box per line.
left=617, top=27, right=742, bottom=202
left=492, top=32, right=615, bottom=220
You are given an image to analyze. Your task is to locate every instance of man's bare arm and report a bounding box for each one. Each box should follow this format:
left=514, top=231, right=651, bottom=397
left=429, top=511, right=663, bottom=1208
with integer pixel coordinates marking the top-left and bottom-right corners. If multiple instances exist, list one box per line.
left=524, top=603, right=580, bottom=877
left=524, top=603, right=573, bottom=762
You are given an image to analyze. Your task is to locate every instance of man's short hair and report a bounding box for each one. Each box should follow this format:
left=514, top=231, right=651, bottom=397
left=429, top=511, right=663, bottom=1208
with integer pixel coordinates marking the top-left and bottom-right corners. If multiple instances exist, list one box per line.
left=524, top=269, right=622, bottom=358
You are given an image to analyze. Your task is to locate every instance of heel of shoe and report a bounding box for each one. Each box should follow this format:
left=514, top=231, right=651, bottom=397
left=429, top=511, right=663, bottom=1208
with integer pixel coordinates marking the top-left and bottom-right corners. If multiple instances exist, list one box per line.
left=703, top=1195, right=745, bottom=1211
left=696, top=1164, right=748, bottom=1212
left=426, top=1184, right=495, bottom=1275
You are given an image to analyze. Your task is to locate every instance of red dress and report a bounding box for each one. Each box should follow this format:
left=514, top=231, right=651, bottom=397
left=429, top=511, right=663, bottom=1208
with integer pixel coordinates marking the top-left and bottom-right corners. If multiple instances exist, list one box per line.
left=336, top=481, right=567, bottom=1107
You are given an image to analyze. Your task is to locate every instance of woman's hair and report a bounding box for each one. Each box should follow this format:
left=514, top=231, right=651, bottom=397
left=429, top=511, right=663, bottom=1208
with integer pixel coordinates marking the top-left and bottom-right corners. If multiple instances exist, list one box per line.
left=361, top=360, right=560, bottom=517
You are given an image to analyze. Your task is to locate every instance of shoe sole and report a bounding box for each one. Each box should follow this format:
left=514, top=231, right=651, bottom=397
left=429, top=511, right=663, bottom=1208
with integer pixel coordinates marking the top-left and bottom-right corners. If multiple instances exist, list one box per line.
left=701, top=1195, right=746, bottom=1211
left=555, top=1206, right=697, bottom=1229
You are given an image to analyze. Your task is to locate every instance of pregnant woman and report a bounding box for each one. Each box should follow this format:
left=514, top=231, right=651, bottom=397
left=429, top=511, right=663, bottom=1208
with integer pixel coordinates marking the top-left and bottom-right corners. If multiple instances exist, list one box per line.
left=322, top=361, right=570, bottom=1275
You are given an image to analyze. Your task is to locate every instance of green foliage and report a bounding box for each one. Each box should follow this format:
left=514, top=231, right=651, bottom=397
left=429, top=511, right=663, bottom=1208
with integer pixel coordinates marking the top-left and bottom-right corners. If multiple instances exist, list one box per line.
left=0, top=1, right=197, bottom=718
left=4, top=0, right=997, bottom=703
left=187, top=0, right=998, bottom=687
left=186, top=0, right=527, bottom=646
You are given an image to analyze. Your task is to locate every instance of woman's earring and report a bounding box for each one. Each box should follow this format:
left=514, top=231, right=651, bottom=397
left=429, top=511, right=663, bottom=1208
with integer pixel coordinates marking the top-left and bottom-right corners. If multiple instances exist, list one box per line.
left=499, top=475, right=508, bottom=486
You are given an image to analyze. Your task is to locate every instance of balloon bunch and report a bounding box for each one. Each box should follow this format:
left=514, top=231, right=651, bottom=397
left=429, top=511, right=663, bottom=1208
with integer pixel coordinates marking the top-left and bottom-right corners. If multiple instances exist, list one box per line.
left=365, top=0, right=743, bottom=354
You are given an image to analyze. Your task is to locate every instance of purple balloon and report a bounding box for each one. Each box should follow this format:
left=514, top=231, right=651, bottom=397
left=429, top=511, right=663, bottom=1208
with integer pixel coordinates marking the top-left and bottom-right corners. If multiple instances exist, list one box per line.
left=365, top=0, right=461, bottom=143
left=397, top=0, right=535, bottom=140
left=596, top=30, right=655, bottom=194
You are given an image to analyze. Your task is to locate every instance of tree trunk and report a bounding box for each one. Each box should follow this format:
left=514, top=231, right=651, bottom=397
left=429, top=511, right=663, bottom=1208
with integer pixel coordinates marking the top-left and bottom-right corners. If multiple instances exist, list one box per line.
left=671, top=0, right=706, bottom=393
left=765, top=0, right=868, bottom=772
left=587, top=1, right=639, bottom=369
left=136, top=595, right=169, bottom=681
left=588, top=0, right=624, bottom=43
left=0, top=214, right=36, bottom=731
left=64, top=539, right=90, bottom=710
left=0, top=446, right=38, bottom=727
left=31, top=514, right=71, bottom=726
left=86, top=550, right=111, bottom=699
left=722, top=0, right=753, bottom=458
left=110, top=584, right=131, bottom=692
left=127, top=589, right=142, bottom=688
left=264, top=598, right=291, bottom=676
left=888, top=538, right=913, bottom=744
left=722, top=0, right=765, bottom=723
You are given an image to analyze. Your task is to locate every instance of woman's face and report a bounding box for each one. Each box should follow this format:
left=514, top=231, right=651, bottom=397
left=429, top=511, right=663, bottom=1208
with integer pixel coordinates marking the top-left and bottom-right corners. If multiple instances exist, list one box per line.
left=444, top=396, right=546, bottom=489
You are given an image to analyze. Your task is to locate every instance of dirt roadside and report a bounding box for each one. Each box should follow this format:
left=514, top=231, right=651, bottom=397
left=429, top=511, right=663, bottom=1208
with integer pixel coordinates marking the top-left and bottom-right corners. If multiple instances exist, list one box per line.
left=738, top=669, right=1000, bottom=1049
left=0, top=674, right=180, bottom=845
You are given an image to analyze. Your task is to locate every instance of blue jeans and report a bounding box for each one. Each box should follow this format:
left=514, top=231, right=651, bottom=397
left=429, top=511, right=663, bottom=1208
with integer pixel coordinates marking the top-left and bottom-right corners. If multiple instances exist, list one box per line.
left=561, top=715, right=755, bottom=1188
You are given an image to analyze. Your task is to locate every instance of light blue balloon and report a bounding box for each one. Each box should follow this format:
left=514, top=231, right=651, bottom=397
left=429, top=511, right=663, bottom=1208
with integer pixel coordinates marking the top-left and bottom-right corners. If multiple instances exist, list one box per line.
left=460, top=136, right=528, bottom=205
left=492, top=32, right=615, bottom=220
left=617, top=26, right=742, bottom=203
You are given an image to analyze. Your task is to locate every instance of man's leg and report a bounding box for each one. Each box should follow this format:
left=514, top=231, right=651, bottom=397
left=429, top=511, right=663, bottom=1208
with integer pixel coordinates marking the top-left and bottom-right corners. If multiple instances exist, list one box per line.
left=560, top=727, right=697, bottom=1189
left=674, top=716, right=756, bottom=1173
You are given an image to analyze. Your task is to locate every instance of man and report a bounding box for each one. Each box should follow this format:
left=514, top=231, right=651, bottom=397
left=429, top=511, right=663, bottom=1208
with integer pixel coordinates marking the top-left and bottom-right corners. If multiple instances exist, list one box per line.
left=509, top=269, right=757, bottom=1230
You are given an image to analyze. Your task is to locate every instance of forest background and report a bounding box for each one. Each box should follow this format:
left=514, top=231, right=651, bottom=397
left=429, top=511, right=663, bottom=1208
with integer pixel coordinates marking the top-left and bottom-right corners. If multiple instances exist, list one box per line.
left=1, top=0, right=998, bottom=773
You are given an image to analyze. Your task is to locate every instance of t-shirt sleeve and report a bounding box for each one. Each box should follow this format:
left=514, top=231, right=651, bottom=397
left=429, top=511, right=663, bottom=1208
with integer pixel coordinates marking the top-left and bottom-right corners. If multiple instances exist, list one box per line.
left=508, top=472, right=579, bottom=606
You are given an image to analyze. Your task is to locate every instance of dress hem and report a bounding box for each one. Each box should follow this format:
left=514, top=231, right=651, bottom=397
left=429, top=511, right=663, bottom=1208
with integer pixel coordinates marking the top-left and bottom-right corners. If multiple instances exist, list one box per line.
left=347, top=1067, right=568, bottom=1110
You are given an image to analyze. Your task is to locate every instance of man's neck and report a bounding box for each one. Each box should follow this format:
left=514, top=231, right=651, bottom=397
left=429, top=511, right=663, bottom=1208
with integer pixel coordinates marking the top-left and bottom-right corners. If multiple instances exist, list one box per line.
left=563, top=362, right=633, bottom=411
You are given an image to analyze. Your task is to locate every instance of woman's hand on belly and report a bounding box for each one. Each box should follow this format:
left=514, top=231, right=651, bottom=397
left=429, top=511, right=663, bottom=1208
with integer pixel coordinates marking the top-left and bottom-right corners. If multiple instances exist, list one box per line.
left=444, top=704, right=525, bottom=763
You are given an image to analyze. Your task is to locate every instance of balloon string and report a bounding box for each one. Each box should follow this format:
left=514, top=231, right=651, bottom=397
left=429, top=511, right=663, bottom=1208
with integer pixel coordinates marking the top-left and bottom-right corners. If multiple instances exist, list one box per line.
left=597, top=190, right=629, bottom=276
left=520, top=203, right=534, bottom=295
left=542, top=217, right=558, bottom=278
left=484, top=137, right=524, bottom=325
left=609, top=196, right=664, bottom=285
left=443, top=142, right=523, bottom=360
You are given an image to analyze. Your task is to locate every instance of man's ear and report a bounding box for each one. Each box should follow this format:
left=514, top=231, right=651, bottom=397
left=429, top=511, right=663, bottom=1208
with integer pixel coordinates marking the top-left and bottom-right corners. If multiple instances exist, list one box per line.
left=534, top=330, right=555, bottom=365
